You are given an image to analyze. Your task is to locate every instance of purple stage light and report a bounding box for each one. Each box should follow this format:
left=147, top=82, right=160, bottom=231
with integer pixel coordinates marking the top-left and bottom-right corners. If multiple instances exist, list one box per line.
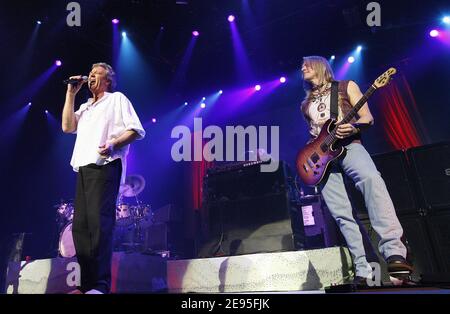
left=219, top=90, right=223, bottom=94
left=331, top=55, right=336, bottom=60
left=255, top=84, right=261, bottom=91
left=55, top=60, right=62, bottom=67
left=112, top=19, right=119, bottom=24
left=228, top=15, right=235, bottom=23
left=45, top=110, right=49, bottom=114
left=347, top=56, right=355, bottom=63
left=430, top=29, right=439, bottom=37
left=279, top=77, right=286, bottom=83
left=184, top=102, right=188, bottom=106
left=37, top=21, right=42, bottom=25
left=200, top=103, right=206, bottom=108
left=28, top=102, right=32, bottom=106
left=192, top=31, right=199, bottom=37
left=152, top=118, right=156, bottom=123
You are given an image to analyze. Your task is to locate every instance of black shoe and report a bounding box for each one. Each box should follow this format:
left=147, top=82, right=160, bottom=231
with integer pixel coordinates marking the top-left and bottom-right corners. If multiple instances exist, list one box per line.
left=386, top=255, right=414, bottom=274
left=352, top=276, right=369, bottom=286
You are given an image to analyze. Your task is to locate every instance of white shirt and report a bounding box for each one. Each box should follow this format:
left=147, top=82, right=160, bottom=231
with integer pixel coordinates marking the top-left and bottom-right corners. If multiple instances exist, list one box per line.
left=70, top=91, right=145, bottom=183
left=307, top=92, right=343, bottom=138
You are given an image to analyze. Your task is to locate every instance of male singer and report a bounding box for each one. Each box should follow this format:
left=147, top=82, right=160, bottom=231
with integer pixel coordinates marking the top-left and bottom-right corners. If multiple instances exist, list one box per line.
left=62, top=62, right=145, bottom=294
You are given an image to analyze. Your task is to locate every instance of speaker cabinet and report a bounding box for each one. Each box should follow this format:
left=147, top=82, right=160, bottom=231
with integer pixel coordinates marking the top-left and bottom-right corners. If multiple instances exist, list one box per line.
left=360, top=214, right=439, bottom=281
left=427, top=211, right=450, bottom=273
left=408, top=142, right=450, bottom=211
left=198, top=161, right=298, bottom=257
left=346, top=150, right=418, bottom=219
left=371, top=150, right=418, bottom=214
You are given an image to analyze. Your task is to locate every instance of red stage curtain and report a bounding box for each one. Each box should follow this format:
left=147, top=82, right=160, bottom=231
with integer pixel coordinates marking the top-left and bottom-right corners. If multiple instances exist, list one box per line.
left=377, top=73, right=428, bottom=150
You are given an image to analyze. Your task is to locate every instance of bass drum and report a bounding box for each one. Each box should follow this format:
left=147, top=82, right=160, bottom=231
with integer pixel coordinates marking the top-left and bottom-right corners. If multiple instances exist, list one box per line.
left=59, top=222, right=76, bottom=258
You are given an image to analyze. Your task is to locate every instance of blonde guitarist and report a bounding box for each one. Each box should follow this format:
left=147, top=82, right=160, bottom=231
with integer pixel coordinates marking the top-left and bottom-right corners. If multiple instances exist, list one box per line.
left=297, top=56, right=413, bottom=285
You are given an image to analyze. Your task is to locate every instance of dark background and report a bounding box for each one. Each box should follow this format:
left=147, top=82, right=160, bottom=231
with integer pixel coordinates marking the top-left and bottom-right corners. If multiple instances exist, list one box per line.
left=0, top=0, right=449, bottom=259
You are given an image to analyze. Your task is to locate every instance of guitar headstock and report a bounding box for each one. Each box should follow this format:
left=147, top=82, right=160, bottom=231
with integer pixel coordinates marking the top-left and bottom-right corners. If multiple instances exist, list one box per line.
left=373, top=67, right=397, bottom=89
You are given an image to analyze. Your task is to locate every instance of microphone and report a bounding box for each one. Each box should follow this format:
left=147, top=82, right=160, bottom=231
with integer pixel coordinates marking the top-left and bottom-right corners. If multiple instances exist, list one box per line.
left=63, top=76, right=88, bottom=85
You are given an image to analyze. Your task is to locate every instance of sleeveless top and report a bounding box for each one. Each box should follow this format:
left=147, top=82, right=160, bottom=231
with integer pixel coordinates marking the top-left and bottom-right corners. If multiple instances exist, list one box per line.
left=302, top=80, right=361, bottom=144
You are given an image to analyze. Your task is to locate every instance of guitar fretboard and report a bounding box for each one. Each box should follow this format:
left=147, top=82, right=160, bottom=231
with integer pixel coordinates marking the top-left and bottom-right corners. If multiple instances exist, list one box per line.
left=324, top=84, right=377, bottom=146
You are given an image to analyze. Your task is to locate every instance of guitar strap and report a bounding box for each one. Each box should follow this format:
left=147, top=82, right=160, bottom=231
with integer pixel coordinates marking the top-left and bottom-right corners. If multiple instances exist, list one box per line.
left=330, top=81, right=339, bottom=120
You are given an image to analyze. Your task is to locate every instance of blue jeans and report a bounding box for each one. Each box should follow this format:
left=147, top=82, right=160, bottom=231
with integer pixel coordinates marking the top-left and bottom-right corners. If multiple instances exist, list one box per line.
left=320, top=143, right=407, bottom=277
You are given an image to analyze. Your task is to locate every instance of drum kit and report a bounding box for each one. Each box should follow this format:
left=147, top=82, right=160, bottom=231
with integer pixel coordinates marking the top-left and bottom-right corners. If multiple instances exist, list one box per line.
left=55, top=175, right=152, bottom=258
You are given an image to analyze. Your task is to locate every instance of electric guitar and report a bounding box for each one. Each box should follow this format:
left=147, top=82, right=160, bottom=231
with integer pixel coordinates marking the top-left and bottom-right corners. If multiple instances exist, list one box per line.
left=296, top=67, right=397, bottom=186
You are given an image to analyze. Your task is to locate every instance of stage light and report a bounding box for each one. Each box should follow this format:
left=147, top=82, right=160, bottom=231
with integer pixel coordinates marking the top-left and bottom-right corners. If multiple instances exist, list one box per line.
left=55, top=60, right=62, bottom=67
left=37, top=21, right=42, bottom=25
left=160, top=26, right=164, bottom=30
left=219, top=90, right=223, bottom=94
left=112, top=19, right=119, bottom=24
left=347, top=56, right=355, bottom=63
left=443, top=16, right=450, bottom=24
left=202, top=97, right=206, bottom=101
left=28, top=102, right=32, bottom=106
left=228, top=15, right=235, bottom=23
left=201, top=103, right=206, bottom=108
left=255, top=84, right=261, bottom=91
left=279, top=77, right=286, bottom=83
left=192, top=31, right=199, bottom=37
left=152, top=118, right=156, bottom=123
left=331, top=55, right=336, bottom=60
left=45, top=110, right=49, bottom=114
left=184, top=102, right=188, bottom=106
left=122, top=31, right=127, bottom=37
left=430, top=29, right=439, bottom=37
left=357, top=45, right=362, bottom=52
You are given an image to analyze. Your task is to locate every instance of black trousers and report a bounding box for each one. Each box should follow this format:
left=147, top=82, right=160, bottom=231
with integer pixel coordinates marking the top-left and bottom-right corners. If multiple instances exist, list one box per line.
left=73, top=159, right=121, bottom=293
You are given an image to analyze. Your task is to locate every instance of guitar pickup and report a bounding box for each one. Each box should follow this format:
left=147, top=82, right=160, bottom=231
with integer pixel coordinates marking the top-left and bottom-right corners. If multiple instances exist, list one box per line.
left=307, top=152, right=320, bottom=168
left=303, top=164, right=309, bottom=172
left=310, top=152, right=320, bottom=163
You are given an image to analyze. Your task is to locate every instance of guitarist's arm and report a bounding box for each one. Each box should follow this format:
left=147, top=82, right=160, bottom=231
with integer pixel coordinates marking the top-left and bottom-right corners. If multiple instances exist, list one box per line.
left=335, top=81, right=374, bottom=139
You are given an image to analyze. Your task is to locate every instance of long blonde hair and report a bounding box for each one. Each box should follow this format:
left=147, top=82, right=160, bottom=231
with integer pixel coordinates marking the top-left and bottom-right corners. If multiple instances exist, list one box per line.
left=301, top=56, right=335, bottom=119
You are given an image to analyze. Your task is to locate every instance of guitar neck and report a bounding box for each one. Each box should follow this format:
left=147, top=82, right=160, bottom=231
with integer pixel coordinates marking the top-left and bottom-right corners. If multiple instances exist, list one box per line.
left=339, top=84, right=377, bottom=125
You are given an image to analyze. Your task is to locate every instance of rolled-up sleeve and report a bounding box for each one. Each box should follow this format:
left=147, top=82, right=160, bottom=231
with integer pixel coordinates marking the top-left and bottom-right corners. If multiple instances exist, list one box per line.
left=71, top=104, right=86, bottom=134
left=119, top=93, right=146, bottom=140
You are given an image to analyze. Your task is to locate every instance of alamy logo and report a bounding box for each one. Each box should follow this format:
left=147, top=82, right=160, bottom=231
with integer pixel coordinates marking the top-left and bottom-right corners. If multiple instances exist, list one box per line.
left=66, top=2, right=81, bottom=27
left=171, top=118, right=280, bottom=172
left=366, top=2, right=381, bottom=27
left=367, top=262, right=382, bottom=287
left=66, top=261, right=80, bottom=287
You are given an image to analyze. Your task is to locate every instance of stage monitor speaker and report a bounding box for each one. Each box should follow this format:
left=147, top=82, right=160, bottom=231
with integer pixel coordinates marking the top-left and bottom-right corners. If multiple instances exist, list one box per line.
left=198, top=161, right=299, bottom=257
left=408, top=142, right=450, bottom=211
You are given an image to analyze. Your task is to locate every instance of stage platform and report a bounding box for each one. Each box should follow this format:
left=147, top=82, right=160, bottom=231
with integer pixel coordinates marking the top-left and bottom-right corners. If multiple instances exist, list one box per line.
left=4, top=247, right=353, bottom=294
left=167, top=247, right=352, bottom=293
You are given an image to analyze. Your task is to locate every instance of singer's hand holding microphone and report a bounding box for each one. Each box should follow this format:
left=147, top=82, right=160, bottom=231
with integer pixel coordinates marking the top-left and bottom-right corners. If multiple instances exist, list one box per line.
left=65, top=75, right=88, bottom=95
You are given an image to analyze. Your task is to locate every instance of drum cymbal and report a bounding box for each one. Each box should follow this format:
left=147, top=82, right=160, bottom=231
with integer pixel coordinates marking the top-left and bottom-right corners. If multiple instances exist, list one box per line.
left=121, top=175, right=146, bottom=197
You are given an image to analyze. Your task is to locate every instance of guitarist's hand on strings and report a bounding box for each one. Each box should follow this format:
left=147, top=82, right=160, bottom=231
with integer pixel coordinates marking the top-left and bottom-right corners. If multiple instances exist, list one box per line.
left=335, top=124, right=358, bottom=139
